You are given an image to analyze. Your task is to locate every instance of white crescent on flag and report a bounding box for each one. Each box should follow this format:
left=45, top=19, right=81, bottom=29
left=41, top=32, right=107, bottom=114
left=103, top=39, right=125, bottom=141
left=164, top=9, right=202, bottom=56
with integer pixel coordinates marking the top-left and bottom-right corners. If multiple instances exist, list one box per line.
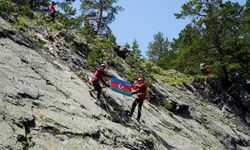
left=118, top=84, right=124, bottom=90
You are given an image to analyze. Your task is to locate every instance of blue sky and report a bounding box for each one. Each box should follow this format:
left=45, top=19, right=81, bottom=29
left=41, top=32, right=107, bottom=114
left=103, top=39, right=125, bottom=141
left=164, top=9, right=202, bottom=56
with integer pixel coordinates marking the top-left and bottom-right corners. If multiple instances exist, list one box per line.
left=73, top=0, right=246, bottom=56
left=109, top=0, right=190, bottom=56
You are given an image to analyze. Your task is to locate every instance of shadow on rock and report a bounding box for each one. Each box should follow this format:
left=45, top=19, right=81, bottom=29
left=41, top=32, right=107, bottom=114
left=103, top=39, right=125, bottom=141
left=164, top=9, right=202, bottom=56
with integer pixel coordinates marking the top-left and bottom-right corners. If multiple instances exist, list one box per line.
left=164, top=100, right=192, bottom=119
left=98, top=92, right=131, bottom=126
left=100, top=93, right=175, bottom=149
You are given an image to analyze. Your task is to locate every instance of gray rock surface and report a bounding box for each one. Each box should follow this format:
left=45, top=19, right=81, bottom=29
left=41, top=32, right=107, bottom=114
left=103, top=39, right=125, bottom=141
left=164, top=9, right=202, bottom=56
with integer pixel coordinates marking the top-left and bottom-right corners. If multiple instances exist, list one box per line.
left=0, top=16, right=250, bottom=150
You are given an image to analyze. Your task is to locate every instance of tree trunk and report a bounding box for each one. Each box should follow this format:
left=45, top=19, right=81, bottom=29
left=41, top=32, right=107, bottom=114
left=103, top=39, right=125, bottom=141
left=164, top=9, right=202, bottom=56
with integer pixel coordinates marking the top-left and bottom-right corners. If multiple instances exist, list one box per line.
left=96, top=0, right=103, bottom=35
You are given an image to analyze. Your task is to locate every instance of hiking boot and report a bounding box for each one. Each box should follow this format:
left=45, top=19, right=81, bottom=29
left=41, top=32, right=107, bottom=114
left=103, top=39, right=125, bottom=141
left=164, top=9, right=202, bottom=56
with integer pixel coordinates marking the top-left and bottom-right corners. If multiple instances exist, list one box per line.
left=89, top=89, right=96, bottom=99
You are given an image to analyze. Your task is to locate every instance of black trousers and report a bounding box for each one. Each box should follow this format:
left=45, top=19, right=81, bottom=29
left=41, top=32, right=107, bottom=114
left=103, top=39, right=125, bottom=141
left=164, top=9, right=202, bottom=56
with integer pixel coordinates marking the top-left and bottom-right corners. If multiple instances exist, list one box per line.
left=129, top=98, right=144, bottom=121
left=92, top=81, right=102, bottom=100
left=50, top=12, right=55, bottom=22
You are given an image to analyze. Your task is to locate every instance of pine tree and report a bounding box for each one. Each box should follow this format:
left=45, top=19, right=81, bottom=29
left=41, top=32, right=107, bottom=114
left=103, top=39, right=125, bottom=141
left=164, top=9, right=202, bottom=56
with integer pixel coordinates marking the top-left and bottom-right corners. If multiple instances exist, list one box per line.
left=131, top=39, right=141, bottom=58
left=171, top=24, right=207, bottom=75
left=147, top=32, right=174, bottom=69
left=58, top=0, right=81, bottom=31
left=175, top=0, right=246, bottom=82
left=80, top=0, right=123, bottom=36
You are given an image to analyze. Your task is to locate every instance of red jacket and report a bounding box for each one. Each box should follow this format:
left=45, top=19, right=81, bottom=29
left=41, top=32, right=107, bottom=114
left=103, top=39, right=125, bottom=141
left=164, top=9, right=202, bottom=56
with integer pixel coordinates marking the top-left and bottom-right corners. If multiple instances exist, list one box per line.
left=132, top=82, right=147, bottom=100
left=204, top=65, right=212, bottom=75
left=49, top=4, right=55, bottom=13
left=92, top=67, right=111, bottom=86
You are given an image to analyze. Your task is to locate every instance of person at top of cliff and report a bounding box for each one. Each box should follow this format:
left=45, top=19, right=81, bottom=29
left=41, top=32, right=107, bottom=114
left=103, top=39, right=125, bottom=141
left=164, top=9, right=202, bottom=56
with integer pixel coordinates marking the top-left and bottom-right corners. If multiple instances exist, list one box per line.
left=49, top=1, right=56, bottom=22
left=200, top=63, right=212, bottom=75
left=129, top=77, right=147, bottom=122
left=89, top=63, right=112, bottom=101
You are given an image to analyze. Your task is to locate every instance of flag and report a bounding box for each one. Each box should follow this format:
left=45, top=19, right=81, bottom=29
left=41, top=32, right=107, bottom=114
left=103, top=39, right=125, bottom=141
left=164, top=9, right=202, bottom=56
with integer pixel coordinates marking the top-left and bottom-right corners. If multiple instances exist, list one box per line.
left=110, top=77, right=132, bottom=96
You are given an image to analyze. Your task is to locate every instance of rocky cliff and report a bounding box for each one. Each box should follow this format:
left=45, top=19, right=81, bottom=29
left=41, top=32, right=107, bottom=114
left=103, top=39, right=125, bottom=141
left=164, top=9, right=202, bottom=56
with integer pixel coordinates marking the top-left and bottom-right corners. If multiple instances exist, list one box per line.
left=0, top=15, right=250, bottom=150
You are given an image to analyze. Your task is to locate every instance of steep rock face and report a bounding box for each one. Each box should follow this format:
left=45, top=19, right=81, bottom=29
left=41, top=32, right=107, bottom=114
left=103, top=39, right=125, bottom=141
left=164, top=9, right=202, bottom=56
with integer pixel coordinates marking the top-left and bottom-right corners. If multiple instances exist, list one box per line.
left=192, top=78, right=250, bottom=124
left=0, top=17, right=250, bottom=150
left=0, top=17, right=164, bottom=150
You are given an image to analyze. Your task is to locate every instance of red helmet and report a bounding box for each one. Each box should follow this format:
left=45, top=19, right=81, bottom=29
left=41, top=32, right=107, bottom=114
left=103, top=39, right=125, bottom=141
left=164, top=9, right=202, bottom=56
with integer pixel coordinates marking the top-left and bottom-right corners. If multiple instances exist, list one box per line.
left=100, top=63, right=107, bottom=68
left=100, top=63, right=110, bottom=69
left=138, top=77, right=144, bottom=81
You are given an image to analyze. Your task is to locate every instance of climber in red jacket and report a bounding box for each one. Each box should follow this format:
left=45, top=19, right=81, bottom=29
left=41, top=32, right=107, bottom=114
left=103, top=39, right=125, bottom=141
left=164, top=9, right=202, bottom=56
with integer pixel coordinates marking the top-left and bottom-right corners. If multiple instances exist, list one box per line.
left=90, top=63, right=112, bottom=101
left=49, top=1, right=56, bottom=22
left=129, top=77, right=147, bottom=122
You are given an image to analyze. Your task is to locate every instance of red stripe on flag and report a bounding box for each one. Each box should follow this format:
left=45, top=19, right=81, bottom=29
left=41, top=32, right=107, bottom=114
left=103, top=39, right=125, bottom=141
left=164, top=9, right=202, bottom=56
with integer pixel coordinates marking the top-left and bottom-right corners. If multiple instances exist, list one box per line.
left=111, top=82, right=132, bottom=92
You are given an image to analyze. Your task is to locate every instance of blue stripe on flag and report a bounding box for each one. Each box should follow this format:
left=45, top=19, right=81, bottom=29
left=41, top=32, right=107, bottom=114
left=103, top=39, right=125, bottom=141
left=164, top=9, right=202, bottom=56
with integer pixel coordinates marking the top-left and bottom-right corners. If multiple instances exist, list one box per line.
left=111, top=87, right=132, bottom=96
left=111, top=77, right=132, bottom=87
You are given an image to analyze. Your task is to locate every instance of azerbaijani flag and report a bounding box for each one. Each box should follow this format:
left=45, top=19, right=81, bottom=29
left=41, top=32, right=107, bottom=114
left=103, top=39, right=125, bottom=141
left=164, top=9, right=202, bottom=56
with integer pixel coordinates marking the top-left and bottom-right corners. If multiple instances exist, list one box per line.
left=110, top=77, right=132, bottom=96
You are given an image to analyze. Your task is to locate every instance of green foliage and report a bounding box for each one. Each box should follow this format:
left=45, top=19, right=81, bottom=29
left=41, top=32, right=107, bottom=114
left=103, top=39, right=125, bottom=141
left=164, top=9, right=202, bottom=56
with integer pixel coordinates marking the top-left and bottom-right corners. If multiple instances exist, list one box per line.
left=202, top=104, right=210, bottom=112
left=124, top=42, right=130, bottom=49
left=207, top=129, right=217, bottom=136
left=0, top=0, right=33, bottom=17
left=0, top=0, right=14, bottom=13
left=105, top=32, right=117, bottom=47
left=126, top=40, right=141, bottom=68
left=171, top=24, right=207, bottom=75
left=17, top=16, right=27, bottom=25
left=49, top=22, right=63, bottom=32
left=147, top=32, right=176, bottom=69
left=237, top=0, right=250, bottom=81
left=87, top=31, right=117, bottom=66
left=164, top=102, right=174, bottom=110
left=87, top=42, right=105, bottom=66
left=13, top=16, right=29, bottom=31
left=131, top=39, right=141, bottom=58
left=36, top=42, right=44, bottom=49
left=18, top=3, right=33, bottom=17
left=58, top=1, right=82, bottom=31
left=80, top=19, right=95, bottom=37
left=154, top=69, right=193, bottom=88
left=126, top=59, right=159, bottom=87
left=147, top=32, right=169, bottom=60
left=172, top=0, right=249, bottom=82
left=123, top=40, right=160, bottom=86
left=21, top=136, right=35, bottom=150
left=80, top=0, right=123, bottom=36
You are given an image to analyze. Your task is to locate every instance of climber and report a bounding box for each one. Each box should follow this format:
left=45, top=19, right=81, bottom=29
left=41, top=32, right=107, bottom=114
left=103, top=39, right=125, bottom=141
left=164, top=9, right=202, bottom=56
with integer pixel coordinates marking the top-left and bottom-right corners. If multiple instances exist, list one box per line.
left=128, top=77, right=147, bottom=122
left=200, top=63, right=212, bottom=75
left=89, top=63, right=112, bottom=101
left=49, top=1, right=56, bottom=22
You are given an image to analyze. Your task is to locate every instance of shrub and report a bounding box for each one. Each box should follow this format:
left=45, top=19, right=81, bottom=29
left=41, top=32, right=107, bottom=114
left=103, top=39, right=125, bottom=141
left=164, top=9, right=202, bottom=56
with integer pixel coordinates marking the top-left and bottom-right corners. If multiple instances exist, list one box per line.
left=87, top=42, right=105, bottom=66
left=13, top=16, right=28, bottom=31
left=80, top=19, right=95, bottom=37
left=0, top=0, right=14, bottom=13
left=164, top=102, right=174, bottom=110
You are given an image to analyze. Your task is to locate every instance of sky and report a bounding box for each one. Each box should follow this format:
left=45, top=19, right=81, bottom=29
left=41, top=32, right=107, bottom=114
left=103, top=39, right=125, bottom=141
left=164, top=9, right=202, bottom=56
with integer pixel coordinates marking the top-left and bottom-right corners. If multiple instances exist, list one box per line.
left=109, top=0, right=190, bottom=56
left=73, top=0, right=246, bottom=57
